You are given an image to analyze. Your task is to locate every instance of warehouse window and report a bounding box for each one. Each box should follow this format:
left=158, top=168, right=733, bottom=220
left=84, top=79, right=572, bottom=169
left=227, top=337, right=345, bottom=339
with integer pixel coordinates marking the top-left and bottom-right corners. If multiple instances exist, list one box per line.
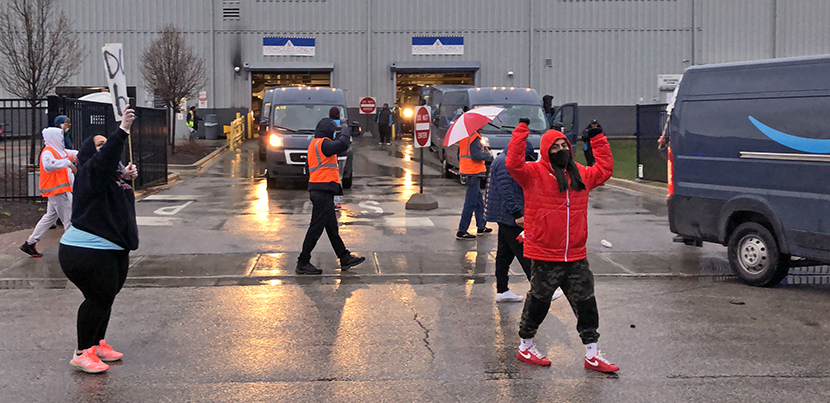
left=223, top=0, right=240, bottom=20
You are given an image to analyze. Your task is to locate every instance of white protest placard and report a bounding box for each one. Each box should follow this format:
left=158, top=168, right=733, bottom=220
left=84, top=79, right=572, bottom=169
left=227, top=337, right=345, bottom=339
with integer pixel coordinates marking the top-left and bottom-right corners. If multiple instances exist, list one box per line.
left=101, top=43, right=129, bottom=121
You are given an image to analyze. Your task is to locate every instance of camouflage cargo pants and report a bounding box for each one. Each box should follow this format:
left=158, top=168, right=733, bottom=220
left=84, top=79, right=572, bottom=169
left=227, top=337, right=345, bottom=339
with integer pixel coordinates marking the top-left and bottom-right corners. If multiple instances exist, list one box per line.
left=518, top=258, right=600, bottom=344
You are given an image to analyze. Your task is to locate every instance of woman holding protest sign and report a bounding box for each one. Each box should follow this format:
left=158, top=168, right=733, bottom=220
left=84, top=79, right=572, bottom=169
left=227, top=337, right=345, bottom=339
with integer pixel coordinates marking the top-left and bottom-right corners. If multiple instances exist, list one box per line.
left=58, top=107, right=139, bottom=374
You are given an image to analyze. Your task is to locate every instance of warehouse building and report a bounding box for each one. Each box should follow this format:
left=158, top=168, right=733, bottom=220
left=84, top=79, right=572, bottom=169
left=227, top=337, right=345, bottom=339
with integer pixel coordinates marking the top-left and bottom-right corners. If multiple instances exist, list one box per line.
left=28, top=0, right=830, bottom=136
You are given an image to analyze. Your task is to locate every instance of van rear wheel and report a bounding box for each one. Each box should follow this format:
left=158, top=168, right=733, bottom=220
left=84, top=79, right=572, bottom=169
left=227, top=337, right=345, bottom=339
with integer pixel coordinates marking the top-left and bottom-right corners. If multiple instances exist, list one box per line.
left=727, top=222, right=790, bottom=287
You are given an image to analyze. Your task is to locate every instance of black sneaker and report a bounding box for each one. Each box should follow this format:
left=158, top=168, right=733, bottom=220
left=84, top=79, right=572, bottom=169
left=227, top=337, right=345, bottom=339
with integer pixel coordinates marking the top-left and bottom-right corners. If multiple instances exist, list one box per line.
left=340, top=254, right=366, bottom=270
left=20, top=242, right=43, bottom=258
left=477, top=227, right=493, bottom=235
left=456, top=231, right=476, bottom=240
left=296, top=262, right=322, bottom=275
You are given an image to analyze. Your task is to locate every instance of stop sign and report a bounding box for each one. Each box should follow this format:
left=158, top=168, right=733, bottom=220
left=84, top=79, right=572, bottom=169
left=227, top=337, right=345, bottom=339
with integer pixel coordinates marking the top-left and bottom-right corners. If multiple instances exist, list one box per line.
left=413, top=106, right=431, bottom=148
left=359, top=97, right=376, bottom=114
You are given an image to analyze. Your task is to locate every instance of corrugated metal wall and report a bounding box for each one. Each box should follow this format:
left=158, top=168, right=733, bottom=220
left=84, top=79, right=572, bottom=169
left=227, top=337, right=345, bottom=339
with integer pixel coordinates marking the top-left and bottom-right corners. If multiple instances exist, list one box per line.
left=10, top=0, right=827, bottom=107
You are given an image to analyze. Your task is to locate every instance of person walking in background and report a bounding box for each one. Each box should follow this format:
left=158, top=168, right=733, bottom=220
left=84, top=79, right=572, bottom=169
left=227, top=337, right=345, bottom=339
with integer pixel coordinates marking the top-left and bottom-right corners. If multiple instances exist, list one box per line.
left=187, top=105, right=202, bottom=140
left=455, top=130, right=493, bottom=240
left=296, top=117, right=366, bottom=275
left=485, top=141, right=565, bottom=303
left=580, top=119, right=601, bottom=166
left=506, top=118, right=619, bottom=373
left=376, top=103, right=393, bottom=145
left=59, top=107, right=139, bottom=373
left=20, top=127, right=79, bottom=258
left=542, top=95, right=555, bottom=128
left=329, top=107, right=351, bottom=208
left=55, top=115, right=73, bottom=149
left=392, top=102, right=402, bottom=140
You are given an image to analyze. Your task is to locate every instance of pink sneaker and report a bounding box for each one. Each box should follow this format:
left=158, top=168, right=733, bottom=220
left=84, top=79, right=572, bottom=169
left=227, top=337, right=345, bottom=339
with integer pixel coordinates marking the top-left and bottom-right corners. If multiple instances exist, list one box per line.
left=70, top=347, right=109, bottom=373
left=95, top=339, right=123, bottom=362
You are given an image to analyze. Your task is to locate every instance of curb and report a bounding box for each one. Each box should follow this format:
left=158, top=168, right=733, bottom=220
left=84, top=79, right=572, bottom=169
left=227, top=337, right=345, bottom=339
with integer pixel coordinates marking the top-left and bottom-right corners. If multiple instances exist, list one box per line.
left=606, top=177, right=667, bottom=197
left=168, top=143, right=229, bottom=171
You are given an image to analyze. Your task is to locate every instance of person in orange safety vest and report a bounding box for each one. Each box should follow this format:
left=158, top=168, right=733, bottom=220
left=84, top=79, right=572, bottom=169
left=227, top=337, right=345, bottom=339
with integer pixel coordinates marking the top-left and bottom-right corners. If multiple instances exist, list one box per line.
left=455, top=130, right=494, bottom=240
left=296, top=118, right=366, bottom=275
left=20, top=127, right=79, bottom=257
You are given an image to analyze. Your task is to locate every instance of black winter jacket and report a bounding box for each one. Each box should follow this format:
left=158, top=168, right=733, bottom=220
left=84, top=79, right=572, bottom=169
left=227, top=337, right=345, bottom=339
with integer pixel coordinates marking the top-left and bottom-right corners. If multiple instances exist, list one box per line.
left=308, top=118, right=350, bottom=194
left=72, top=129, right=139, bottom=250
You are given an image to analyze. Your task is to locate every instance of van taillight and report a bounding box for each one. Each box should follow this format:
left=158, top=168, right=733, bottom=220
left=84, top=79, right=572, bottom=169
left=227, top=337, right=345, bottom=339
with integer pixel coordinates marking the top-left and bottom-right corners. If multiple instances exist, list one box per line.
left=667, top=147, right=674, bottom=195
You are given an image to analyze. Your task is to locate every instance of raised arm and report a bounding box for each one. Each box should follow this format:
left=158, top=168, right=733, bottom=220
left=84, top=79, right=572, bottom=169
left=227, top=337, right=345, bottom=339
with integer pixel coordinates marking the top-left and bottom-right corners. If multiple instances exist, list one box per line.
left=505, top=119, right=534, bottom=188
left=580, top=127, right=614, bottom=189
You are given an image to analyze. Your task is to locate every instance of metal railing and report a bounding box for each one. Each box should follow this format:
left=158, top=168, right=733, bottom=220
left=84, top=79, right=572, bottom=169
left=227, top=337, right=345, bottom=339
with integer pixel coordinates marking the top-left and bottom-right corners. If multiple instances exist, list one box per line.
left=228, top=112, right=245, bottom=150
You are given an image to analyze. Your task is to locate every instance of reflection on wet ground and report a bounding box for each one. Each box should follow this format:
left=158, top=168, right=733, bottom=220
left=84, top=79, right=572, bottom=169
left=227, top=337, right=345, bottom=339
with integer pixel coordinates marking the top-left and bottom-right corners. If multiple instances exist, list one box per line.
left=5, top=137, right=830, bottom=290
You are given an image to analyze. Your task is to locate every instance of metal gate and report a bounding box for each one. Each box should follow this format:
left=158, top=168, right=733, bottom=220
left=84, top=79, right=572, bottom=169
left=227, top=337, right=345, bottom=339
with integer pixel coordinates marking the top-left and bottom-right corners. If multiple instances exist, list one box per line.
left=0, top=97, right=168, bottom=200
left=635, top=103, right=668, bottom=183
left=0, top=99, right=50, bottom=200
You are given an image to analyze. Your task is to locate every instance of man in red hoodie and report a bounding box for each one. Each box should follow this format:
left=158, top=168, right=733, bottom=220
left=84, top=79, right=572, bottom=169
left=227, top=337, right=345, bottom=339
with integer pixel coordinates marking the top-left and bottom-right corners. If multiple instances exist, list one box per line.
left=506, top=118, right=619, bottom=373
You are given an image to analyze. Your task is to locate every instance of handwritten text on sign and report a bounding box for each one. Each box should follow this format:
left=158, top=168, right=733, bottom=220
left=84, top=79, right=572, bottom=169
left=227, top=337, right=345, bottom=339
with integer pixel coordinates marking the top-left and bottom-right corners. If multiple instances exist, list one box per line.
left=102, top=43, right=129, bottom=121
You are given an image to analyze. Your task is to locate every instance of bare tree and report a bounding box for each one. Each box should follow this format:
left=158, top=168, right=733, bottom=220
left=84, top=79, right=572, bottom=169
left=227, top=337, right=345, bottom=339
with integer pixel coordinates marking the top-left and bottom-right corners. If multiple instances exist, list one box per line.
left=0, top=0, right=84, bottom=164
left=141, top=25, right=207, bottom=153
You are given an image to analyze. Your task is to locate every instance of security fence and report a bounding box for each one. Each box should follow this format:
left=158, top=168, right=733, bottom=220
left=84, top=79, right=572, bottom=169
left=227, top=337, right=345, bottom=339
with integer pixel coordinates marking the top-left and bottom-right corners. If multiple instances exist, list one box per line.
left=635, top=103, right=668, bottom=183
left=0, top=97, right=168, bottom=200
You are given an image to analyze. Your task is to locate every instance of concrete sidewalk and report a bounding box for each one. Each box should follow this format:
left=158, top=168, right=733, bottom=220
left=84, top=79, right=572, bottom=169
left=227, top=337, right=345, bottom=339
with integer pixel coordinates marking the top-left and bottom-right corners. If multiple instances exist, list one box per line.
left=1, top=278, right=828, bottom=402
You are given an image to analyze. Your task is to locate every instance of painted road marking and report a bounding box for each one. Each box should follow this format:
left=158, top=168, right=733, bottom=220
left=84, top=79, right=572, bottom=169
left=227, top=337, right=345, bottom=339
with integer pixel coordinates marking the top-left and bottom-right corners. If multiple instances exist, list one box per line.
left=154, top=201, right=194, bottom=216
left=359, top=200, right=383, bottom=214
left=383, top=217, right=434, bottom=227
left=143, top=195, right=200, bottom=201
left=137, top=216, right=181, bottom=226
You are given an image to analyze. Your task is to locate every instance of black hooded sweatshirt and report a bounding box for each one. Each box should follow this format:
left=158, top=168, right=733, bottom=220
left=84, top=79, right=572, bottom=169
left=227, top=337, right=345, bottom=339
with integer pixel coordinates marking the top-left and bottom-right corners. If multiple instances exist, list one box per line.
left=308, top=118, right=350, bottom=194
left=72, top=129, right=138, bottom=250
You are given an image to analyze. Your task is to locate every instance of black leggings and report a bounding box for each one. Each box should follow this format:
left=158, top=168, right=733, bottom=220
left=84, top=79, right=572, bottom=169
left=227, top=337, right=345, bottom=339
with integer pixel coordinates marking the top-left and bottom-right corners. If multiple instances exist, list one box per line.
left=59, top=244, right=130, bottom=350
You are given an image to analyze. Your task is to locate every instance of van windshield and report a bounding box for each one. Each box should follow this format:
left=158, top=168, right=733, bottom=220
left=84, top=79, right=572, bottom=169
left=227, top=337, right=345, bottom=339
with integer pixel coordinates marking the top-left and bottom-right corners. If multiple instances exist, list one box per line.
left=270, top=105, right=346, bottom=132
left=477, top=105, right=547, bottom=133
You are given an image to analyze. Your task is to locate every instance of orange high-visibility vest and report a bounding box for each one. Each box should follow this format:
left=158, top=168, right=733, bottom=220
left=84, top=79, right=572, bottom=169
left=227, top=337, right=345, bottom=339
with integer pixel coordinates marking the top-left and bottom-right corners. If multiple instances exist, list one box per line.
left=458, top=132, right=486, bottom=175
left=307, top=138, right=341, bottom=184
left=39, top=146, right=72, bottom=197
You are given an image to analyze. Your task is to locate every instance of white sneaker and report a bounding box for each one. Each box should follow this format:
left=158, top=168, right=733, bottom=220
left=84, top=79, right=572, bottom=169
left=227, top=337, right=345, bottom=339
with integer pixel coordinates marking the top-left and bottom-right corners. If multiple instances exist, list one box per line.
left=496, top=290, right=524, bottom=302
left=551, top=288, right=564, bottom=301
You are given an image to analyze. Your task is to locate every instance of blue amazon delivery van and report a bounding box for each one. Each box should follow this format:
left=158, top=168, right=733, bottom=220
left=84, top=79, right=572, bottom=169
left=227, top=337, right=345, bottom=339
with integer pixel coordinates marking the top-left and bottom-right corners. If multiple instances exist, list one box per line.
left=667, top=55, right=830, bottom=286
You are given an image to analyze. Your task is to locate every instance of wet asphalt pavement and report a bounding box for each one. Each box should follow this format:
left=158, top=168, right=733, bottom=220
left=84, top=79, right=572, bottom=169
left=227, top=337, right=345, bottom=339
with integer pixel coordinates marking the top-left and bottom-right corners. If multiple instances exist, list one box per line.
left=1, top=135, right=830, bottom=402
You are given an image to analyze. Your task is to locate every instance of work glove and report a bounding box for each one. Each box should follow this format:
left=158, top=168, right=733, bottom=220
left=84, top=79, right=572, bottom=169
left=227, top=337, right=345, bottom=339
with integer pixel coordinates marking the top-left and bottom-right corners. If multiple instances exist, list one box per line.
left=518, top=118, right=530, bottom=125
left=587, top=127, right=603, bottom=138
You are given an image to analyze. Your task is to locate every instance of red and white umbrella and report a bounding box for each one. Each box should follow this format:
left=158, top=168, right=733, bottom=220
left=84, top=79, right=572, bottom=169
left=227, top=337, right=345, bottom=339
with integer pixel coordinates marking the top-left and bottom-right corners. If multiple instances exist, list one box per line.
left=443, top=106, right=505, bottom=146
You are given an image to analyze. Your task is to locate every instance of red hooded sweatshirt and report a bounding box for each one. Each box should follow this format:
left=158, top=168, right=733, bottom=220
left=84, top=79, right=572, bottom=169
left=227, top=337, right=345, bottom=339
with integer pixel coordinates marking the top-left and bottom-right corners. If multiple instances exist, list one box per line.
left=506, top=123, right=613, bottom=262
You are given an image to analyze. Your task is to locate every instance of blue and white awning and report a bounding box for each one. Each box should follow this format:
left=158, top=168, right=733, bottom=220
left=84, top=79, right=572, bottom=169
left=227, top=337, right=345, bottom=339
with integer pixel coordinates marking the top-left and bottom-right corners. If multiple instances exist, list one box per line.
left=412, top=36, right=464, bottom=56
left=263, top=37, right=316, bottom=56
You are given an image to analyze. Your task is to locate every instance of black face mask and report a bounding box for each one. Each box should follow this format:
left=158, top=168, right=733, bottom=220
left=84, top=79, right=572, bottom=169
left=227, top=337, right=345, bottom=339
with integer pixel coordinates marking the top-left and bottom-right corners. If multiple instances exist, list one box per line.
left=550, top=149, right=570, bottom=169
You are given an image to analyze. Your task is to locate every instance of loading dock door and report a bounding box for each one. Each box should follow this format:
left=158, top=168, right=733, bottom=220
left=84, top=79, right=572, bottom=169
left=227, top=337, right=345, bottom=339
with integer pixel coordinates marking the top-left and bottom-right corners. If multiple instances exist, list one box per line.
left=251, top=71, right=331, bottom=120
left=395, top=72, right=475, bottom=135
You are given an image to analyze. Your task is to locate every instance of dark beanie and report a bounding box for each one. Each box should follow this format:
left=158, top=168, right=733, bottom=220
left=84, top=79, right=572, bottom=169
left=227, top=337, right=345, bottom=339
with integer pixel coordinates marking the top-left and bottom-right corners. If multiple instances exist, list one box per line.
left=54, top=115, right=69, bottom=127
left=329, top=107, right=340, bottom=120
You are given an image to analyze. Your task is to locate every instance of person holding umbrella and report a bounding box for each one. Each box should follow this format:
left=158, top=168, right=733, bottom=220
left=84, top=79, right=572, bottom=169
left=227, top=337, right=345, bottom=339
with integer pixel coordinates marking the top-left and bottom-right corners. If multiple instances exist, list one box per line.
left=506, top=117, right=619, bottom=373
left=58, top=107, right=139, bottom=373
left=450, top=107, right=497, bottom=240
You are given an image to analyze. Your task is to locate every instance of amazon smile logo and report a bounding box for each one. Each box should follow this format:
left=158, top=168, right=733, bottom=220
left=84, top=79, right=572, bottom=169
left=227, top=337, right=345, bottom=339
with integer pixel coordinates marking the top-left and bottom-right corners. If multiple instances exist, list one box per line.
left=748, top=116, right=830, bottom=154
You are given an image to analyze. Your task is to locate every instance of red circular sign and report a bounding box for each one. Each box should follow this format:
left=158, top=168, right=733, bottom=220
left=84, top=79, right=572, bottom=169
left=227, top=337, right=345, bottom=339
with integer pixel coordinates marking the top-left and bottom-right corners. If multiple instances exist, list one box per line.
left=359, top=97, right=376, bottom=114
left=414, top=106, right=431, bottom=147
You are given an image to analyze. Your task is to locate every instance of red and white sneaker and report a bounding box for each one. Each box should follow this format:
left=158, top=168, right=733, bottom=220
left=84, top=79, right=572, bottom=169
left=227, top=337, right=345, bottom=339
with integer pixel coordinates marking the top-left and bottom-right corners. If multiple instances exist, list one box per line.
left=584, top=351, right=619, bottom=373
left=95, top=339, right=123, bottom=362
left=517, top=345, right=552, bottom=366
left=70, top=347, right=109, bottom=373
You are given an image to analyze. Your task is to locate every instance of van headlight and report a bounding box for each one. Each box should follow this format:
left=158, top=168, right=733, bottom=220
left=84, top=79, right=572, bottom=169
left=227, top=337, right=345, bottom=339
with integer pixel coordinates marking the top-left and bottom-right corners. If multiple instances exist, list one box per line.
left=269, top=133, right=283, bottom=148
left=403, top=107, right=414, bottom=119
